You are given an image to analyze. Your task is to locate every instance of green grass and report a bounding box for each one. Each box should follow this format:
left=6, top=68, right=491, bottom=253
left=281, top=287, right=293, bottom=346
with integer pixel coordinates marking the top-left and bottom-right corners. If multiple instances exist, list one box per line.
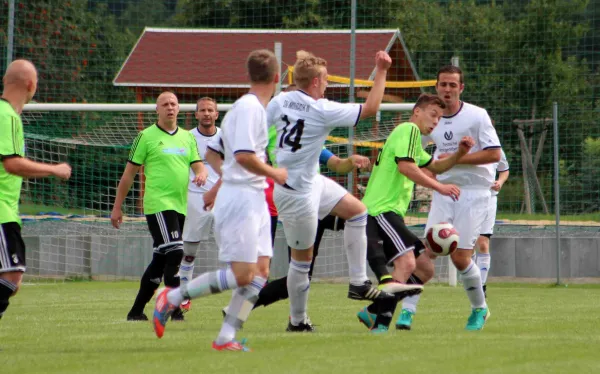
left=2, top=282, right=600, bottom=374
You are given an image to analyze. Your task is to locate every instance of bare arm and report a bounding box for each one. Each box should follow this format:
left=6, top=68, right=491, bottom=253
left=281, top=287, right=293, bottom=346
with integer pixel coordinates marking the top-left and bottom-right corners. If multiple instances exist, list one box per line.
left=326, top=154, right=370, bottom=174
left=111, top=162, right=140, bottom=228
left=492, top=169, right=510, bottom=192
left=205, top=148, right=223, bottom=176
left=455, top=148, right=501, bottom=165
left=3, top=157, right=71, bottom=179
left=190, top=161, right=207, bottom=186
left=426, top=152, right=464, bottom=175
left=235, top=153, right=287, bottom=185
left=359, top=51, right=391, bottom=119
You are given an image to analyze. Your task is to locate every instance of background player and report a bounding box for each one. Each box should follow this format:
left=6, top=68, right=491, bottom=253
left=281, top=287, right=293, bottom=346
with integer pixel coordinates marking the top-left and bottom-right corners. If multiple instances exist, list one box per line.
left=406, top=65, right=502, bottom=331
left=152, top=49, right=287, bottom=352
left=111, top=91, right=207, bottom=322
left=475, top=149, right=509, bottom=297
left=355, top=93, right=473, bottom=331
left=268, top=50, right=419, bottom=332
left=178, top=97, right=221, bottom=313
left=0, top=59, right=72, bottom=321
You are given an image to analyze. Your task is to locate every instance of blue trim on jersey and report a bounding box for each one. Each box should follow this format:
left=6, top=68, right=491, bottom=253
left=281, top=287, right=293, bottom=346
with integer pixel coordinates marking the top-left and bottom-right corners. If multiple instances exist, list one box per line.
left=483, top=145, right=502, bottom=150
left=319, top=148, right=334, bottom=165
left=353, top=105, right=363, bottom=127
left=442, top=101, right=464, bottom=119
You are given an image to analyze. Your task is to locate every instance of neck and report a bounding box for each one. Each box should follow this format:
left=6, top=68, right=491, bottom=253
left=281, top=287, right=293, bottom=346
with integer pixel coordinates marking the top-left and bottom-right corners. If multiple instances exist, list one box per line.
left=444, top=100, right=462, bottom=116
left=248, top=83, right=274, bottom=107
left=302, top=87, right=320, bottom=100
left=197, top=125, right=216, bottom=136
left=157, top=120, right=177, bottom=132
left=1, top=91, right=27, bottom=114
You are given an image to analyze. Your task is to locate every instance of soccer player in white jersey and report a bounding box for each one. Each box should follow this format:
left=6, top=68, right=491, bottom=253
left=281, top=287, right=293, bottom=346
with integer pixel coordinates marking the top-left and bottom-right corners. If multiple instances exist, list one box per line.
left=178, top=97, right=221, bottom=314
left=405, top=65, right=502, bottom=331
left=475, top=149, right=509, bottom=298
left=267, top=50, right=421, bottom=332
left=152, top=49, right=287, bottom=352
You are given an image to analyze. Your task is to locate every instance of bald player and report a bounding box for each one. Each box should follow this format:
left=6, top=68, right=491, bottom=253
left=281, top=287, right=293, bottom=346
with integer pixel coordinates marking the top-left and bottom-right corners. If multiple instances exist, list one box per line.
left=1, top=59, right=72, bottom=321
left=111, top=91, right=207, bottom=322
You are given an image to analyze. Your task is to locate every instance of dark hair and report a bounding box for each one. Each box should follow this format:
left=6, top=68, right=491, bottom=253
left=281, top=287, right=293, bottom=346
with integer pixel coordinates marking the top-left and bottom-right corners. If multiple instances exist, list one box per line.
left=196, top=96, right=217, bottom=111
left=413, top=93, right=446, bottom=112
left=247, top=49, right=278, bottom=84
left=436, top=65, right=464, bottom=84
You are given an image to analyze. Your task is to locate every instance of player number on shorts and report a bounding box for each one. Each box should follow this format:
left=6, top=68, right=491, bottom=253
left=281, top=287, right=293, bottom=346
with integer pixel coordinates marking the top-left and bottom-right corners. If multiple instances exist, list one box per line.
left=171, top=231, right=179, bottom=239
left=279, top=115, right=304, bottom=152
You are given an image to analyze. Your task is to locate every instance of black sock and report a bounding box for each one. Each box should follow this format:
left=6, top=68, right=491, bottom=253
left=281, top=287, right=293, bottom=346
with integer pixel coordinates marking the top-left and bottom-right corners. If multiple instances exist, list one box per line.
left=372, top=296, right=398, bottom=329
left=0, top=279, right=17, bottom=319
left=129, top=256, right=165, bottom=316
left=253, top=276, right=288, bottom=309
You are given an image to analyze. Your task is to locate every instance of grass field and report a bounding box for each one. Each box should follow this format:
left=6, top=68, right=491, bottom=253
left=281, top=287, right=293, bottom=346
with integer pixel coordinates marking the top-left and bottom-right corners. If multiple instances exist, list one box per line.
left=2, top=282, right=600, bottom=374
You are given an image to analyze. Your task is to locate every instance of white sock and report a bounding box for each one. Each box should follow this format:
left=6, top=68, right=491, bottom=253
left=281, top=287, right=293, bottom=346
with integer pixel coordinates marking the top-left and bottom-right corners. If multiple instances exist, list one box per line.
left=476, top=253, right=491, bottom=285
left=216, top=276, right=266, bottom=345
left=344, top=211, right=369, bottom=286
left=180, top=242, right=198, bottom=286
left=167, top=268, right=237, bottom=306
left=402, top=294, right=421, bottom=314
left=460, top=261, right=487, bottom=309
left=287, top=259, right=311, bottom=325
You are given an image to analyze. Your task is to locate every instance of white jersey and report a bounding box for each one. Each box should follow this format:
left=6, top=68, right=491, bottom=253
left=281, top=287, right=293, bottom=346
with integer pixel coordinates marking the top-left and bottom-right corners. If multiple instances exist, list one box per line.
left=267, top=90, right=361, bottom=193
left=491, top=149, right=509, bottom=196
left=423, top=101, right=501, bottom=189
left=188, top=127, right=221, bottom=194
left=218, top=94, right=269, bottom=191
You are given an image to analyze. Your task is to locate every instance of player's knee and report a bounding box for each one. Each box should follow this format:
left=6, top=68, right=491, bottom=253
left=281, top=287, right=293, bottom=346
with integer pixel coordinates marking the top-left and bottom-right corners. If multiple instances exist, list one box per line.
left=394, top=252, right=416, bottom=275
left=290, top=247, right=313, bottom=262
left=476, top=236, right=490, bottom=254
left=450, top=249, right=472, bottom=271
left=345, top=210, right=368, bottom=227
left=414, top=258, right=435, bottom=283
left=1, top=272, right=23, bottom=295
left=234, top=271, right=255, bottom=287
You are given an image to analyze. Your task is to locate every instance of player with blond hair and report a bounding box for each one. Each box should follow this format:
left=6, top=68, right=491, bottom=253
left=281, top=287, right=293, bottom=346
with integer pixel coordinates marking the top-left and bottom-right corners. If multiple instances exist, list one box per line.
left=267, top=49, right=421, bottom=332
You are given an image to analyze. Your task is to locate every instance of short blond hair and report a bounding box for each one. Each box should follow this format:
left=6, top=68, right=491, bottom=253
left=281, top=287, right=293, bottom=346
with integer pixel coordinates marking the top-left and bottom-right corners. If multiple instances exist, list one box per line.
left=246, top=49, right=278, bottom=84
left=293, top=50, right=327, bottom=89
left=196, top=96, right=217, bottom=111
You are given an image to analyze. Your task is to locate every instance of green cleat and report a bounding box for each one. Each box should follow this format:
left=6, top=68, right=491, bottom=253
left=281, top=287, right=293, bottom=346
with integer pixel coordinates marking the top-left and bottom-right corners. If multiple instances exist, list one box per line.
left=395, top=309, right=414, bottom=330
left=465, top=307, right=491, bottom=331
left=370, top=324, right=389, bottom=334
left=357, top=306, right=377, bottom=330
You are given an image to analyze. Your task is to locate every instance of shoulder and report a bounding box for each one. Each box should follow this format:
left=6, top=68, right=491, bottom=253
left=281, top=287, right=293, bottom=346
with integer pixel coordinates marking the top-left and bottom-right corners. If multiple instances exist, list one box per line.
left=462, top=102, right=490, bottom=119
left=0, top=102, right=20, bottom=125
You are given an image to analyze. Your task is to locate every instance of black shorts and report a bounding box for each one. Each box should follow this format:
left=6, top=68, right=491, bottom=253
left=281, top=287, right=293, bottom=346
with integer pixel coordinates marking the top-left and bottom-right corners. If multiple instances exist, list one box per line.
left=145, top=210, right=185, bottom=255
left=366, top=212, right=424, bottom=265
left=0, top=222, right=26, bottom=273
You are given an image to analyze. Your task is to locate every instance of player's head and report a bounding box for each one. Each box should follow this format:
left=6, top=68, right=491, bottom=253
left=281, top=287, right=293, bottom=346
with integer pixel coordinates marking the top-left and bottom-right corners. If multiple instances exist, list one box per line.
left=435, top=65, right=464, bottom=109
left=2, top=59, right=38, bottom=103
left=246, top=49, right=279, bottom=89
left=195, top=96, right=218, bottom=130
left=293, top=50, right=328, bottom=99
left=156, top=91, right=179, bottom=126
left=411, top=93, right=446, bottom=135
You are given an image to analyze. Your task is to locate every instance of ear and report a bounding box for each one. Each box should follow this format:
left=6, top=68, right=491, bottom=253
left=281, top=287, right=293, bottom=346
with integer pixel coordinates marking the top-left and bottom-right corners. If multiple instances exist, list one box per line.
left=459, top=83, right=465, bottom=94
left=273, top=72, right=280, bottom=84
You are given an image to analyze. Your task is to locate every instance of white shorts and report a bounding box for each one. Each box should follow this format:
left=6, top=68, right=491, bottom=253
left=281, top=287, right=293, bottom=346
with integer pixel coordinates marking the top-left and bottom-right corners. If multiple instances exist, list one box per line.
left=480, top=195, right=498, bottom=236
left=182, top=191, right=214, bottom=243
left=425, top=189, right=490, bottom=250
left=274, top=174, right=347, bottom=250
left=213, top=184, right=272, bottom=263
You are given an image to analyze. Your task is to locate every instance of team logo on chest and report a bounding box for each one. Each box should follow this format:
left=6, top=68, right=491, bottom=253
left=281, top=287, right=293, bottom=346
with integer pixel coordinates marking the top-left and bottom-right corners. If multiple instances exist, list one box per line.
left=444, top=131, right=453, bottom=141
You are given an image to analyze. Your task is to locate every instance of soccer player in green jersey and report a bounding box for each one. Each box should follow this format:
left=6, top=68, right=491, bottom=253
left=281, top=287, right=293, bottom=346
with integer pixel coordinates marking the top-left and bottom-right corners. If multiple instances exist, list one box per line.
left=0, top=60, right=72, bottom=321
left=111, top=91, right=207, bottom=322
left=356, top=93, right=474, bottom=332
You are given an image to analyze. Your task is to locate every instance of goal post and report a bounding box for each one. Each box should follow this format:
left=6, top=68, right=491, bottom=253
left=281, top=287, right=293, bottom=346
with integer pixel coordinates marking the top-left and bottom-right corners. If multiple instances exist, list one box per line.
left=20, top=102, right=457, bottom=286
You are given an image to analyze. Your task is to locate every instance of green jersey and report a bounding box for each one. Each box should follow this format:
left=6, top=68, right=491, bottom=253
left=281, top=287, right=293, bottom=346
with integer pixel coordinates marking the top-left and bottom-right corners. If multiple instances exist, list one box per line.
left=0, top=99, right=25, bottom=226
left=129, top=124, right=201, bottom=215
left=363, top=122, right=432, bottom=217
left=267, top=125, right=278, bottom=167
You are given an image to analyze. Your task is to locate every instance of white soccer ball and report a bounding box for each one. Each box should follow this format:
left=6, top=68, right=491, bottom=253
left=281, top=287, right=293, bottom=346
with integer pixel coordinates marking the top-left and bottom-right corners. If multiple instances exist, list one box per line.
left=426, top=222, right=459, bottom=256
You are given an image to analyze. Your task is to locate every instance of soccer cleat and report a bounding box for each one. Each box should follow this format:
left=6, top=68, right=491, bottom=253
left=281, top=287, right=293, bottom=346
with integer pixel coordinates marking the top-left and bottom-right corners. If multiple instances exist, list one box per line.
left=180, top=299, right=191, bottom=314
left=171, top=308, right=185, bottom=321
left=483, top=284, right=487, bottom=299
left=379, top=281, right=423, bottom=295
left=286, top=318, right=315, bottom=332
left=465, top=307, right=491, bottom=331
left=348, top=280, right=395, bottom=301
left=356, top=306, right=377, bottom=330
left=152, top=288, right=177, bottom=338
left=126, top=313, right=148, bottom=321
left=212, top=338, right=252, bottom=352
left=370, top=324, right=389, bottom=334
left=395, top=309, right=415, bottom=330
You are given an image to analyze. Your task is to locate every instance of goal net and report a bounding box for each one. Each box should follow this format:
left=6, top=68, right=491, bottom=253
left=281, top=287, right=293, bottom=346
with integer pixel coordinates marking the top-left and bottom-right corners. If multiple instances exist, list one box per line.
left=20, top=103, right=456, bottom=285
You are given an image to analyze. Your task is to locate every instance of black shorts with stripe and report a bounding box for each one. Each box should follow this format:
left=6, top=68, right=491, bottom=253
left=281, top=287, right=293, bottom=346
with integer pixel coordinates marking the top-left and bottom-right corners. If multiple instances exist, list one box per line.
left=145, top=210, right=185, bottom=255
left=366, top=212, right=424, bottom=265
left=0, top=222, right=26, bottom=273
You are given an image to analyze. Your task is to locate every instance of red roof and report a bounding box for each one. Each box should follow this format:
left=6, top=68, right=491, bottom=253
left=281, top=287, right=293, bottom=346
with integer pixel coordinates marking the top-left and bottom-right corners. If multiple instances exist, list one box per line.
left=113, top=28, right=418, bottom=87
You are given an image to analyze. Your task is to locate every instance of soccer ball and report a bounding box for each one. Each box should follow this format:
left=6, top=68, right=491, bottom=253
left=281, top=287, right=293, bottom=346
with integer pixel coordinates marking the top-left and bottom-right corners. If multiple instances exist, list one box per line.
left=426, top=222, right=459, bottom=256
